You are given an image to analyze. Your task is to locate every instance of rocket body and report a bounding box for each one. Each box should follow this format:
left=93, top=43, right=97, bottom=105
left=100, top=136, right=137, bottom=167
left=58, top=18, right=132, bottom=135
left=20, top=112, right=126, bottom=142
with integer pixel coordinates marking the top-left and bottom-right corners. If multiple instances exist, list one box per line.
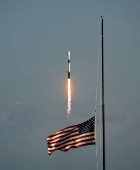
left=67, top=51, right=70, bottom=79
left=67, top=51, right=71, bottom=116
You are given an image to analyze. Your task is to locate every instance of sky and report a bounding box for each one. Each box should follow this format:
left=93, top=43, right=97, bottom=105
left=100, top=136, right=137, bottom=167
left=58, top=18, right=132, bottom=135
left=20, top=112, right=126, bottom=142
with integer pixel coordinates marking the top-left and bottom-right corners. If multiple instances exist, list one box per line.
left=0, top=0, right=140, bottom=170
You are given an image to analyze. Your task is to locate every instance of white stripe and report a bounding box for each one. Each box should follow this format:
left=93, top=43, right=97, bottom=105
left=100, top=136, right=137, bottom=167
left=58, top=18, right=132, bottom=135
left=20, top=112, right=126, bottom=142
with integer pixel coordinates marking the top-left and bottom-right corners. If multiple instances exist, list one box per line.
left=49, top=140, right=95, bottom=152
left=48, top=130, right=79, bottom=144
left=48, top=132, right=95, bottom=146
left=47, top=126, right=78, bottom=140
left=61, top=141, right=95, bottom=151
left=48, top=135, right=95, bottom=151
left=47, top=125, right=77, bottom=137
left=49, top=135, right=95, bottom=149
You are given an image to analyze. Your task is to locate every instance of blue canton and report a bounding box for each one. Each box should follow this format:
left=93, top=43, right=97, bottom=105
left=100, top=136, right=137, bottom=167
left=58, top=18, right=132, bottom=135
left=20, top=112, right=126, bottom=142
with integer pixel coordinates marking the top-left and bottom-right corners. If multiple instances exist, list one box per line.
left=79, top=117, right=95, bottom=135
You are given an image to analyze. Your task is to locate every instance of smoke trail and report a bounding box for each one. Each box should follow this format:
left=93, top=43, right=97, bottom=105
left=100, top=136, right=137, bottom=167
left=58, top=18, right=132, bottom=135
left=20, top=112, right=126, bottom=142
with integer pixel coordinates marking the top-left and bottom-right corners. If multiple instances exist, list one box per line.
left=67, top=79, right=71, bottom=116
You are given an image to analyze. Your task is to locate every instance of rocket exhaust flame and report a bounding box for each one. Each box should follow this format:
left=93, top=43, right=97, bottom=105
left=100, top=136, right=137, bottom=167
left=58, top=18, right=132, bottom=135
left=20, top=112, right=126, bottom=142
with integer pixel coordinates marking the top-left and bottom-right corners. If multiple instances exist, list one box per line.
left=67, top=79, right=71, bottom=115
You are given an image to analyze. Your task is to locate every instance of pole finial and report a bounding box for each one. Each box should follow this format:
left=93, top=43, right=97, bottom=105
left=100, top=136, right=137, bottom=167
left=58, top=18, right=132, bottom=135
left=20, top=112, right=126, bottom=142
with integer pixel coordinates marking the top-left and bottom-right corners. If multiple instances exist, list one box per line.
left=101, top=16, right=103, bottom=19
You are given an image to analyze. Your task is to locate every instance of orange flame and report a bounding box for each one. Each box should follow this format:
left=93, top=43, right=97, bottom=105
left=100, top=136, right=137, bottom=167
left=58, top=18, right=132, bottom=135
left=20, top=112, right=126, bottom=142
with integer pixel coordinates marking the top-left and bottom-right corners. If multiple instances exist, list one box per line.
left=67, top=79, right=71, bottom=115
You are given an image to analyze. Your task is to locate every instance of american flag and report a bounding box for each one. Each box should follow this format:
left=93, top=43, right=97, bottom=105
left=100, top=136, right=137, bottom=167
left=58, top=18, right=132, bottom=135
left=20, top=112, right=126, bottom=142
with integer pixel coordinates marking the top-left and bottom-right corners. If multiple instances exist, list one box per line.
left=47, top=116, right=96, bottom=155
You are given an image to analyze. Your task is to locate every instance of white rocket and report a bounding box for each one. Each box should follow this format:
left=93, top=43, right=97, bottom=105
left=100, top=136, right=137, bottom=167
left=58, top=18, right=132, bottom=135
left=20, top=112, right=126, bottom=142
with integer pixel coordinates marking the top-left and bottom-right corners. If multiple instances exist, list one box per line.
left=67, top=51, right=70, bottom=79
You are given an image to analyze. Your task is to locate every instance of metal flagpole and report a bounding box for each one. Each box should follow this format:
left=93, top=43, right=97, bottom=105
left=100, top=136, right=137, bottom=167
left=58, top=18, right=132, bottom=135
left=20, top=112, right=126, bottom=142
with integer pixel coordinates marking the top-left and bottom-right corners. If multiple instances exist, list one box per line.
left=101, top=16, right=105, bottom=170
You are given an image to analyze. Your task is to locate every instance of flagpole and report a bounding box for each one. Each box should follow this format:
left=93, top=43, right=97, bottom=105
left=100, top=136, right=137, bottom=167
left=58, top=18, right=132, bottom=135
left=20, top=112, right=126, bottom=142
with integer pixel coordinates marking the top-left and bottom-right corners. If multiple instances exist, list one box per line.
left=101, top=16, right=105, bottom=170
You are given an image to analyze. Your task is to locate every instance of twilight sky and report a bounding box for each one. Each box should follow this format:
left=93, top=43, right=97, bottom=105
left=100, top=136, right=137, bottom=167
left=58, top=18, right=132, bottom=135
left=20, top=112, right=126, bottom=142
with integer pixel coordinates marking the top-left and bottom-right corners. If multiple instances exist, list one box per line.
left=0, top=0, right=140, bottom=170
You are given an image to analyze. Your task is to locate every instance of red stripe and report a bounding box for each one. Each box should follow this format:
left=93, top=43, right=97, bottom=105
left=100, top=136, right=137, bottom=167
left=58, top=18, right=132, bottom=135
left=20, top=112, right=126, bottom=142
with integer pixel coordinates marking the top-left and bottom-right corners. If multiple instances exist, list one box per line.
left=47, top=124, right=78, bottom=138
left=47, top=127, right=78, bottom=141
left=48, top=137, right=95, bottom=149
left=48, top=134, right=95, bottom=148
left=48, top=131, right=79, bottom=145
left=47, top=129, right=79, bottom=142
left=48, top=138, right=95, bottom=151
left=48, top=142, right=95, bottom=155
left=62, top=142, right=96, bottom=151
left=48, top=132, right=94, bottom=145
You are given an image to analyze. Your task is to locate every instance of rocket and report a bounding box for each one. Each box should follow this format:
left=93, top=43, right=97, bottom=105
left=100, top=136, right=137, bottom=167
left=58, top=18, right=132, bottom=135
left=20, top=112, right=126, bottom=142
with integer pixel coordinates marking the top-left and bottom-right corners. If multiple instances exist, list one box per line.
left=67, top=51, right=70, bottom=79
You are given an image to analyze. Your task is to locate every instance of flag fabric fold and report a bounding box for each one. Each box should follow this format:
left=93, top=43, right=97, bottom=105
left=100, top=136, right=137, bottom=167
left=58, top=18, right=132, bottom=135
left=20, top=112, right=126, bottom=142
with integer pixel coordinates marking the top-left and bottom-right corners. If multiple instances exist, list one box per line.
left=47, top=116, right=96, bottom=155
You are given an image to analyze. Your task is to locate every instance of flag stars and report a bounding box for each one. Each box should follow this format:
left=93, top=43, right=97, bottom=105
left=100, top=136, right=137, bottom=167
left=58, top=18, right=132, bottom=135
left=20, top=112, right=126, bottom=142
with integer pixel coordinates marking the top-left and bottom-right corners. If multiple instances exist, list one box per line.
left=79, top=117, right=95, bottom=135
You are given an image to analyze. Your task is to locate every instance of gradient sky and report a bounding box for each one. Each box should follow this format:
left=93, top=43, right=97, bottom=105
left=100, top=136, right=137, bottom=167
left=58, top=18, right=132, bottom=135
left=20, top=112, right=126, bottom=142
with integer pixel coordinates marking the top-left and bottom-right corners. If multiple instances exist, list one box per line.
left=0, top=0, right=140, bottom=170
